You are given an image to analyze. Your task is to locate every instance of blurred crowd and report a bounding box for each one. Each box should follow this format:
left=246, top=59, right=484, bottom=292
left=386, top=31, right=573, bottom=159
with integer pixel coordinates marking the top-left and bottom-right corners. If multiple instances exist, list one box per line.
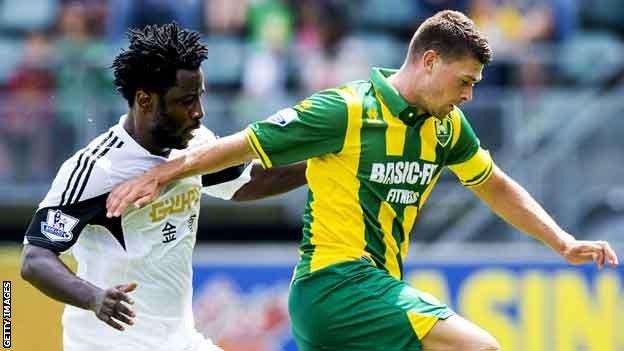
left=1, top=0, right=624, bottom=184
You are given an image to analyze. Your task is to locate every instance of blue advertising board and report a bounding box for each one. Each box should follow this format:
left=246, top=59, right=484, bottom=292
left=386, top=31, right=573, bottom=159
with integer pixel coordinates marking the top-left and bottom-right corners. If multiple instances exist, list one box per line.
left=192, top=262, right=623, bottom=351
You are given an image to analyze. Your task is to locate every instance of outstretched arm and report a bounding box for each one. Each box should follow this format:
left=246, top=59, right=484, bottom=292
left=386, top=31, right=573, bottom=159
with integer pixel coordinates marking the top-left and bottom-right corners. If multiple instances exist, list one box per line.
left=231, top=161, right=307, bottom=201
left=107, top=87, right=349, bottom=215
left=107, top=131, right=255, bottom=217
left=471, top=165, right=619, bottom=268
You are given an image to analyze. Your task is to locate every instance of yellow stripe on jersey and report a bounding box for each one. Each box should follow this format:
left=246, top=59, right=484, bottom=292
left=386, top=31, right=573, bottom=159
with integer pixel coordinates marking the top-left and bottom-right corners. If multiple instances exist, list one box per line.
left=308, top=86, right=368, bottom=273
left=378, top=201, right=401, bottom=279
left=407, top=311, right=440, bottom=340
left=450, top=109, right=462, bottom=149
left=420, top=117, right=438, bottom=162
left=400, top=205, right=418, bottom=262
left=418, top=172, right=443, bottom=211
left=462, top=160, right=494, bottom=187
left=245, top=128, right=273, bottom=169
left=448, top=148, right=493, bottom=187
left=376, top=91, right=406, bottom=156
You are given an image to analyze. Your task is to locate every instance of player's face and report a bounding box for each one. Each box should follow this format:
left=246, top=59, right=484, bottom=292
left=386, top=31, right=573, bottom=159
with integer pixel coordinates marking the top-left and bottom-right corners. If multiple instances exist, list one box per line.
left=152, top=68, right=205, bottom=149
left=427, top=54, right=482, bottom=117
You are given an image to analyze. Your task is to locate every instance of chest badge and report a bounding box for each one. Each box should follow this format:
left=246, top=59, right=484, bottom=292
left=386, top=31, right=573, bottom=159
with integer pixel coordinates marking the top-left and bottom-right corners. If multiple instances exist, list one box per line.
left=365, top=107, right=384, bottom=125
left=366, top=108, right=378, bottom=119
left=434, top=117, right=453, bottom=147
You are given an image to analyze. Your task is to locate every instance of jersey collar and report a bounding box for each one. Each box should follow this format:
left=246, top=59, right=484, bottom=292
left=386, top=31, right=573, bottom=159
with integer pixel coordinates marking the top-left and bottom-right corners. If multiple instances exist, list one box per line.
left=370, top=67, right=428, bottom=126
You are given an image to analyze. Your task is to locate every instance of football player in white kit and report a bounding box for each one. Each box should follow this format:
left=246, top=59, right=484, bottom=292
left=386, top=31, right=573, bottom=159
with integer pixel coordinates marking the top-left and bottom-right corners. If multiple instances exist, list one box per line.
left=20, top=23, right=306, bottom=351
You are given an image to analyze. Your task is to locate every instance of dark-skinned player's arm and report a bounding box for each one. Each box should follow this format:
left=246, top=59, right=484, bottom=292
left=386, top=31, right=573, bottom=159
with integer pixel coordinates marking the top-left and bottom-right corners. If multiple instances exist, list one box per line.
left=230, top=161, right=307, bottom=201
left=21, top=244, right=137, bottom=331
left=471, top=164, right=619, bottom=269
left=107, top=131, right=254, bottom=217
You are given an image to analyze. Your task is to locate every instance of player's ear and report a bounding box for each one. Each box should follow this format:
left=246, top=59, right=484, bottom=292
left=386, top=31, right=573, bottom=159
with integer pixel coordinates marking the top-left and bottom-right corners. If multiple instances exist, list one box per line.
left=422, top=50, right=439, bottom=73
left=135, top=90, right=154, bottom=113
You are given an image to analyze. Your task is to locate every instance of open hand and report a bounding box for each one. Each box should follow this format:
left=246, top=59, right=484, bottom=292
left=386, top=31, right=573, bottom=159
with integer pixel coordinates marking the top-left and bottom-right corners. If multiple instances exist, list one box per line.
left=106, top=173, right=161, bottom=217
left=90, top=282, right=138, bottom=331
left=561, top=240, right=619, bottom=269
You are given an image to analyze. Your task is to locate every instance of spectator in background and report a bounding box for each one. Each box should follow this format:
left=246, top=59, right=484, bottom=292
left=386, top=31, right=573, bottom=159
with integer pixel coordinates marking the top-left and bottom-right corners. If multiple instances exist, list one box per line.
left=1, top=32, right=56, bottom=182
left=293, top=0, right=323, bottom=52
left=54, top=1, right=117, bottom=150
left=470, top=0, right=555, bottom=54
left=467, top=0, right=576, bottom=93
left=66, top=0, right=110, bottom=37
left=203, top=0, right=248, bottom=36
left=294, top=0, right=369, bottom=93
left=242, top=0, right=293, bottom=97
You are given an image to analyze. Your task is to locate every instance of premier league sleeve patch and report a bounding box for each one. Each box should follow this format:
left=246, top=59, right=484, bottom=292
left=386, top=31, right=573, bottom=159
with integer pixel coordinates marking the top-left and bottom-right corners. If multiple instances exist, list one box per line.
left=40, top=209, right=79, bottom=242
left=266, top=108, right=298, bottom=127
left=24, top=194, right=111, bottom=253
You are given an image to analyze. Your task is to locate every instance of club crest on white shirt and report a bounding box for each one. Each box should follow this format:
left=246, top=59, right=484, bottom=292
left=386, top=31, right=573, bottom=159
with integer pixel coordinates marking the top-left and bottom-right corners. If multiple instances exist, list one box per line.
left=266, top=108, right=297, bottom=127
left=40, top=209, right=78, bottom=242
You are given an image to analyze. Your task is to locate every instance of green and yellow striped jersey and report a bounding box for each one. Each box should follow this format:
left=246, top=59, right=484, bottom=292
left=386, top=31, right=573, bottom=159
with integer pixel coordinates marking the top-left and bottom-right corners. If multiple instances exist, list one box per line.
left=246, top=67, right=494, bottom=280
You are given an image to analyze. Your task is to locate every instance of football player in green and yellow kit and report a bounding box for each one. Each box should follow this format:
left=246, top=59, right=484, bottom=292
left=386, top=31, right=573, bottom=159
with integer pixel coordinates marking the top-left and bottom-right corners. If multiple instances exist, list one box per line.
left=106, top=10, right=618, bottom=351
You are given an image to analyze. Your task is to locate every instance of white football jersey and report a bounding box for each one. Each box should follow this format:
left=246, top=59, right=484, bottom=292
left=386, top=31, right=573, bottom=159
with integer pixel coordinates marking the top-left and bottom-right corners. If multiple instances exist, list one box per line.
left=24, top=116, right=249, bottom=351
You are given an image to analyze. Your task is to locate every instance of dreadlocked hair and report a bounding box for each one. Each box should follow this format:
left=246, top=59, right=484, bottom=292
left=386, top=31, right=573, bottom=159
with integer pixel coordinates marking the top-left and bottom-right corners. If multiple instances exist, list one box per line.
left=112, top=22, right=208, bottom=106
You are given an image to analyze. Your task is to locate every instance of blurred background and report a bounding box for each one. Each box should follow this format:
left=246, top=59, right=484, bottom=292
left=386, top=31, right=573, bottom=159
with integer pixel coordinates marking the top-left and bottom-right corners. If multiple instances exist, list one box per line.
left=0, top=0, right=623, bottom=350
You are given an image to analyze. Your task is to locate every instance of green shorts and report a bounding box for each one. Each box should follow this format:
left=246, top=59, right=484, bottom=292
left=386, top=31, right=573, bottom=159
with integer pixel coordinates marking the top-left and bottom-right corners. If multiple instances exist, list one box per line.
left=289, top=260, right=454, bottom=351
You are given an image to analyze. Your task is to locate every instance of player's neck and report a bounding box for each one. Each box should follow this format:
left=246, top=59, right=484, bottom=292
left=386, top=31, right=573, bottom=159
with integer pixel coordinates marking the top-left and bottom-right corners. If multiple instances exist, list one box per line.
left=388, top=66, right=430, bottom=116
left=124, top=111, right=171, bottom=157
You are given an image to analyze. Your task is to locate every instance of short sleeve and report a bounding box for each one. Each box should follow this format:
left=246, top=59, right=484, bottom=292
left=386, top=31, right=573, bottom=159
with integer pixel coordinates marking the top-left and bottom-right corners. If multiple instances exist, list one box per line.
left=23, top=194, right=108, bottom=254
left=446, top=108, right=494, bottom=187
left=245, top=89, right=348, bottom=168
left=25, top=136, right=118, bottom=253
left=185, top=126, right=252, bottom=199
